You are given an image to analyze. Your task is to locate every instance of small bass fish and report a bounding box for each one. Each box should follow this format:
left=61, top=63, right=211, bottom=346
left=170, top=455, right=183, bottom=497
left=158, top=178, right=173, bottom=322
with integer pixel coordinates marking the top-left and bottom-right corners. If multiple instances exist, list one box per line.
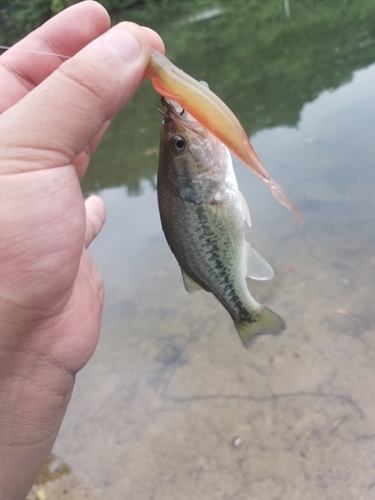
left=146, top=50, right=302, bottom=222
left=157, top=97, right=286, bottom=348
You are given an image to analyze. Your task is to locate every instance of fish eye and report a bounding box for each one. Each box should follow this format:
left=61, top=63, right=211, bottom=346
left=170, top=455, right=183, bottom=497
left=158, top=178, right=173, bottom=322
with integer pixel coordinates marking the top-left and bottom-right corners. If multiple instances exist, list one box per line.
left=171, top=135, right=186, bottom=153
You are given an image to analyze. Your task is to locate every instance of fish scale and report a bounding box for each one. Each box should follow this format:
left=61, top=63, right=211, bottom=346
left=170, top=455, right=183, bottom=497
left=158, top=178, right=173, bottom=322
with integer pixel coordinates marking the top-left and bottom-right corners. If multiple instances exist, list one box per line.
left=195, top=206, right=255, bottom=320
left=157, top=98, right=286, bottom=348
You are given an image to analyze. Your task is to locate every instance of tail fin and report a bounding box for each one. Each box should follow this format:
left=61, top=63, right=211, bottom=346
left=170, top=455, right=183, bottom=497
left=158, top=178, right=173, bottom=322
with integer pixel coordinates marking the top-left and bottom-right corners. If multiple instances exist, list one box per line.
left=234, top=306, right=286, bottom=349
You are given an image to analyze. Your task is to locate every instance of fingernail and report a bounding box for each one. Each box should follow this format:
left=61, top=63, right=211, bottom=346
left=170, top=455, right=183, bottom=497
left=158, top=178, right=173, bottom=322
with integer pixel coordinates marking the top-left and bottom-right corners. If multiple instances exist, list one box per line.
left=103, top=27, right=142, bottom=63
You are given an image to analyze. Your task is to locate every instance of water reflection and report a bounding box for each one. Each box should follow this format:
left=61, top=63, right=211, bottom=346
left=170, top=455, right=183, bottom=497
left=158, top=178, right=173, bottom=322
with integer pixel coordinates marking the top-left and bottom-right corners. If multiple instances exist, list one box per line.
left=82, top=0, right=375, bottom=194
left=52, top=2, right=375, bottom=499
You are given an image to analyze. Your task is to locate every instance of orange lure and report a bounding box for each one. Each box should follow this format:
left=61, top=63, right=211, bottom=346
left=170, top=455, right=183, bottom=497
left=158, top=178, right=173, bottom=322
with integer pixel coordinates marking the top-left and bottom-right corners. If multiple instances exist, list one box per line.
left=145, top=49, right=303, bottom=221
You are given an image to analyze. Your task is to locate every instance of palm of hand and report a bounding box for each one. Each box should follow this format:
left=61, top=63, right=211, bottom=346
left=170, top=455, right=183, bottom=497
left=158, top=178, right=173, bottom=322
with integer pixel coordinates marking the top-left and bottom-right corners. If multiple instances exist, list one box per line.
left=0, top=2, right=151, bottom=500
left=0, top=3, right=112, bottom=377
left=0, top=82, right=107, bottom=480
left=0, top=3, right=165, bottom=496
left=0, top=165, right=104, bottom=373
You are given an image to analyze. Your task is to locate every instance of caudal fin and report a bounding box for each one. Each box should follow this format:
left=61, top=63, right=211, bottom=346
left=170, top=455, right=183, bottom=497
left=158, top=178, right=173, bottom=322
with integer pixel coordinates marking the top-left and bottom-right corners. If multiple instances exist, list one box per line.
left=234, top=306, right=286, bottom=349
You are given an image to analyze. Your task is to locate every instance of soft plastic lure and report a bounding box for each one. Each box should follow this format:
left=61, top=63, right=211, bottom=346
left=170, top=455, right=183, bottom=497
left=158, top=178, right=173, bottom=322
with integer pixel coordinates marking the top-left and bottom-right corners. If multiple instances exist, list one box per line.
left=146, top=49, right=303, bottom=221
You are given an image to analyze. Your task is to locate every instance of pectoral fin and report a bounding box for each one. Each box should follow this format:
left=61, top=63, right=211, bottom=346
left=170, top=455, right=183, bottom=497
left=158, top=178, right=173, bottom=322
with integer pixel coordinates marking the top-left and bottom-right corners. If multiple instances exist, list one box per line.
left=239, top=190, right=251, bottom=227
left=181, top=269, right=204, bottom=293
left=246, top=243, right=274, bottom=281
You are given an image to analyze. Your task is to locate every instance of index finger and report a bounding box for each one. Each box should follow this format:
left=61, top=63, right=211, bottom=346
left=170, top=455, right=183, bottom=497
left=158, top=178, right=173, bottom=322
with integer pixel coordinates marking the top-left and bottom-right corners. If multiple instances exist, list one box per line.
left=0, top=1, right=110, bottom=113
left=0, top=22, right=160, bottom=176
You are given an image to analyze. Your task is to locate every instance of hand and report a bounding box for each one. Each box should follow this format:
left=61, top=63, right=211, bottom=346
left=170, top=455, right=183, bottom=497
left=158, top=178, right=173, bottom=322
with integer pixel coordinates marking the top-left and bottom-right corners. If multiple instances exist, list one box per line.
left=0, top=2, right=164, bottom=498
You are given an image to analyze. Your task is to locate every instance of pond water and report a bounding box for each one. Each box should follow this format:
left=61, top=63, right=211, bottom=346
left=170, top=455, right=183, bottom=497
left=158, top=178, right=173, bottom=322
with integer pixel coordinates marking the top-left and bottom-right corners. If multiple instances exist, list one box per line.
left=48, top=1, right=375, bottom=499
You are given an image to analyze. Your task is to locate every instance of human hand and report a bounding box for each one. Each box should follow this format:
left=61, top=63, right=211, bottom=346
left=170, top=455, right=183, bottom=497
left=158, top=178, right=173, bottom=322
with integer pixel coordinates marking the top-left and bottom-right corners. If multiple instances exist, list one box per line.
left=0, top=2, right=164, bottom=498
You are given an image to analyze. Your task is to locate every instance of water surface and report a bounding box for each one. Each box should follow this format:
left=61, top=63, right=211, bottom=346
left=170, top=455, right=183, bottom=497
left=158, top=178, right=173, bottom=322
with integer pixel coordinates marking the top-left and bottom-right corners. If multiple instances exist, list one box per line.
left=49, top=2, right=375, bottom=499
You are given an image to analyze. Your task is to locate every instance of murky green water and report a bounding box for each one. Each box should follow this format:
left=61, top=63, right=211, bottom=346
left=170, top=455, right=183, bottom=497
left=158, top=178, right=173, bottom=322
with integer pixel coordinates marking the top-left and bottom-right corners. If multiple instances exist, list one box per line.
left=53, top=1, right=375, bottom=499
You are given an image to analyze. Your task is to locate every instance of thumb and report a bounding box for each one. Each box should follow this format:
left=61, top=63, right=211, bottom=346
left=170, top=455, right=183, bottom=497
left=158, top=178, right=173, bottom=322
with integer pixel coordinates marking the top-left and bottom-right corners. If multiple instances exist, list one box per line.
left=0, top=22, right=153, bottom=175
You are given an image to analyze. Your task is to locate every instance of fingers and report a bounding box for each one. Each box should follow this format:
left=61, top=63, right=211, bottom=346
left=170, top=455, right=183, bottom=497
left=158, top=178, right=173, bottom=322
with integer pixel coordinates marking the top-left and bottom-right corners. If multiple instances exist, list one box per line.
left=73, top=120, right=111, bottom=180
left=0, top=22, right=164, bottom=176
left=0, top=1, right=110, bottom=113
left=141, top=27, right=165, bottom=55
left=84, top=195, right=106, bottom=248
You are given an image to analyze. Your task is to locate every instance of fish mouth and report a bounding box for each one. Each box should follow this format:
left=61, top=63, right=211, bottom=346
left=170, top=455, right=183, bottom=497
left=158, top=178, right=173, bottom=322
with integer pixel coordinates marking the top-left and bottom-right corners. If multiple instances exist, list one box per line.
left=161, top=97, right=208, bottom=137
left=161, top=97, right=183, bottom=119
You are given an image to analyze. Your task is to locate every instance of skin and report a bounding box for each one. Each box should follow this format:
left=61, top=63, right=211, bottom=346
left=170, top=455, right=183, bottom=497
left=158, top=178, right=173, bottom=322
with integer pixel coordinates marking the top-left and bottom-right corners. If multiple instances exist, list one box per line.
left=157, top=101, right=285, bottom=348
left=0, top=2, right=164, bottom=499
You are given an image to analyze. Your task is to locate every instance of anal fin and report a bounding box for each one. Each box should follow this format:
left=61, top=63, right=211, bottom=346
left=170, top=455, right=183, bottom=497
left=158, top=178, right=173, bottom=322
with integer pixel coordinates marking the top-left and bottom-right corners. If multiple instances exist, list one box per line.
left=246, top=243, right=274, bottom=281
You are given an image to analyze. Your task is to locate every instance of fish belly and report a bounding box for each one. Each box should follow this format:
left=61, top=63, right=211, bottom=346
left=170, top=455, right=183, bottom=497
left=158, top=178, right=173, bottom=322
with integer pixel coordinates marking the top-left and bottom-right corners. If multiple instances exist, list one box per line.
left=158, top=184, right=254, bottom=320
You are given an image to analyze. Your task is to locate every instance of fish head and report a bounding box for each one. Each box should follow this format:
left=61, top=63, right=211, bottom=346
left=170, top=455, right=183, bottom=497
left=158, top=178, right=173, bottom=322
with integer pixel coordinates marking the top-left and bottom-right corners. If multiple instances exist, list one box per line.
left=159, top=98, right=231, bottom=197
